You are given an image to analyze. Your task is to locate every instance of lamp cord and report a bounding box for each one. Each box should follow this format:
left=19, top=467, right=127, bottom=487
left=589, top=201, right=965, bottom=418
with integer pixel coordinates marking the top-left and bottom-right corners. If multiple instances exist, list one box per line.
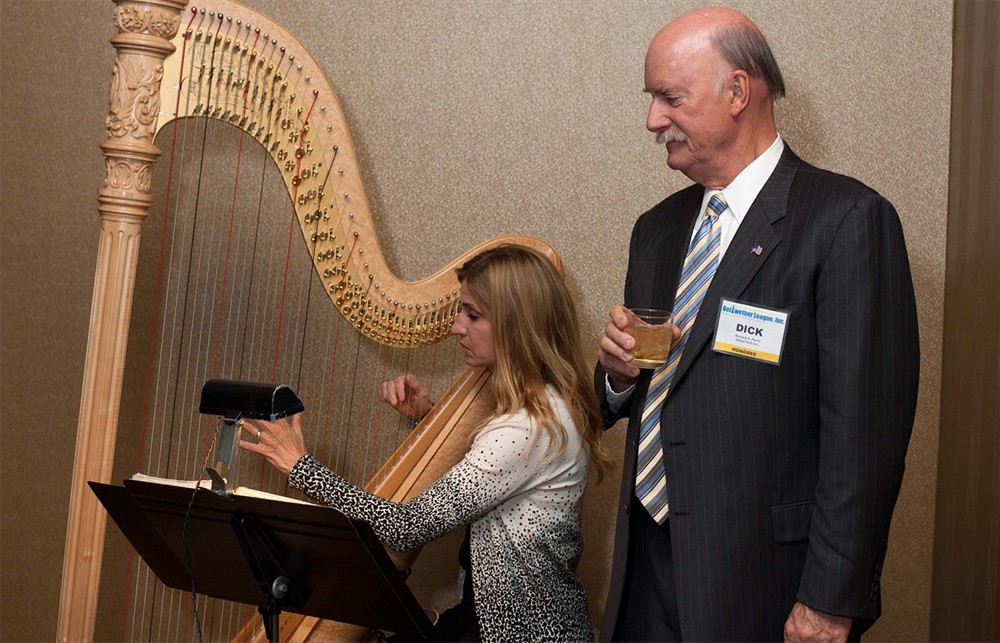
left=180, top=423, right=220, bottom=643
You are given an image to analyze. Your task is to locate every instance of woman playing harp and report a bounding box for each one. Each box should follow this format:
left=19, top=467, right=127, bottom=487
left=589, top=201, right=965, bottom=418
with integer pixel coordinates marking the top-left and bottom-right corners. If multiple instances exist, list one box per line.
left=244, top=245, right=611, bottom=642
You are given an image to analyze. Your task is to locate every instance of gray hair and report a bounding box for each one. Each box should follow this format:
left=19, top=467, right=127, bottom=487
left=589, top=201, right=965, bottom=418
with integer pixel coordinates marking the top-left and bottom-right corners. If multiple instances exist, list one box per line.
left=711, top=23, right=786, bottom=99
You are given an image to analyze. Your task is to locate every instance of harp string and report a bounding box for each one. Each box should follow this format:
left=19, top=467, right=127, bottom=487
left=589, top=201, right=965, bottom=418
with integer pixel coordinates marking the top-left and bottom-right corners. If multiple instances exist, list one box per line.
left=269, top=82, right=318, bottom=384
left=317, top=300, right=346, bottom=464
left=366, top=327, right=395, bottom=482
left=122, top=8, right=203, bottom=639
left=135, top=7, right=199, bottom=480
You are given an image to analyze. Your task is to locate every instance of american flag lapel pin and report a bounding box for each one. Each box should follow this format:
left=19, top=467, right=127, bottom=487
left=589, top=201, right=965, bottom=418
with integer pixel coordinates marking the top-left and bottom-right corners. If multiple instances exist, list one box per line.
left=751, top=243, right=763, bottom=256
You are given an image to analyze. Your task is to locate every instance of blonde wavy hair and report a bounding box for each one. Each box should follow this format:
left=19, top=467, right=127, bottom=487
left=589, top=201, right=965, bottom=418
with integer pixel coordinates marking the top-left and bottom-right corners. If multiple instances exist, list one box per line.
left=456, top=245, right=610, bottom=480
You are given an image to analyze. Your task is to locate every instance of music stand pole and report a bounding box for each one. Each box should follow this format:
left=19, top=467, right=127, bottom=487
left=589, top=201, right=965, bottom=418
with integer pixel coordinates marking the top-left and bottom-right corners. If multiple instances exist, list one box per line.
left=231, top=511, right=305, bottom=643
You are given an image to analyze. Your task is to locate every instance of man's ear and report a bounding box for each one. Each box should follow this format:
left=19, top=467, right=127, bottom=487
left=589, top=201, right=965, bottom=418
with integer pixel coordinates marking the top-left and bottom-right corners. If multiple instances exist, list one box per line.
left=729, top=70, right=751, bottom=116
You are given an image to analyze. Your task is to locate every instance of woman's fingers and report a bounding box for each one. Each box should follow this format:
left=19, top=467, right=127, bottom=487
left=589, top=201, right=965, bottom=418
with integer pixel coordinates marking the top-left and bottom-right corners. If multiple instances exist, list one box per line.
left=239, top=416, right=307, bottom=475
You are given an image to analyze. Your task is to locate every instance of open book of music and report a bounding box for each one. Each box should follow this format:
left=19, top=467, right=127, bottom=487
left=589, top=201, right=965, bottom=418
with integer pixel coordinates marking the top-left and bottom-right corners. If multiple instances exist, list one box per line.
left=129, top=472, right=318, bottom=506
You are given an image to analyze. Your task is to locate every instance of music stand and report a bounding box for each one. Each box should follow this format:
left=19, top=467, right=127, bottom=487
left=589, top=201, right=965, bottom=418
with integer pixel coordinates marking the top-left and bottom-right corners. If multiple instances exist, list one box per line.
left=90, top=478, right=435, bottom=642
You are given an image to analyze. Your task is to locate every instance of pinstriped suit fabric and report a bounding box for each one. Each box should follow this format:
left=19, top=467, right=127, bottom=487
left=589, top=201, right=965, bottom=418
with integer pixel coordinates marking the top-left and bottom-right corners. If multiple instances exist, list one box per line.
left=597, top=147, right=919, bottom=641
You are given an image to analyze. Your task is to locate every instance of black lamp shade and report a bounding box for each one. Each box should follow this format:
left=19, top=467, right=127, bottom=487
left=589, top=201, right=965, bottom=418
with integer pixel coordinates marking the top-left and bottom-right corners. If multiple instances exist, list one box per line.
left=199, top=380, right=304, bottom=420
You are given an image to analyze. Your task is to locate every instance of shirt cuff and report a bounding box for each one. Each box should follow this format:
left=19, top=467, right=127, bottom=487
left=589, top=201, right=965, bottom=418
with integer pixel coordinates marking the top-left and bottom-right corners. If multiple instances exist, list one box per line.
left=605, top=375, right=634, bottom=414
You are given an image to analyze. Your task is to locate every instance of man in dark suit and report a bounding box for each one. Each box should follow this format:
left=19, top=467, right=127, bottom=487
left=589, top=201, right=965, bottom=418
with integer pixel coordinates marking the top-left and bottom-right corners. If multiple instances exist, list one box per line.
left=596, top=7, right=919, bottom=642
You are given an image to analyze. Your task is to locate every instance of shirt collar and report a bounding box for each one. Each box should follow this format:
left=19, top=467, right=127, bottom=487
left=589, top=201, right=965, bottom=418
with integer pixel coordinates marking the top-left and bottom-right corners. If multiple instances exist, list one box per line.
left=703, top=135, right=784, bottom=223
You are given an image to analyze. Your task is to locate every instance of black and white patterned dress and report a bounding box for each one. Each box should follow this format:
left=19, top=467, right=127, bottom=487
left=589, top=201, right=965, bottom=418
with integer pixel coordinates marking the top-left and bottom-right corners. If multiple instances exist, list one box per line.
left=288, top=387, right=594, bottom=642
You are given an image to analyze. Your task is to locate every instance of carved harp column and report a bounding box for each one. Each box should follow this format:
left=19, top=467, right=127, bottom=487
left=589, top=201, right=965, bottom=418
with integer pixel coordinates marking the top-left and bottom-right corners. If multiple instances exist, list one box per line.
left=57, top=2, right=187, bottom=641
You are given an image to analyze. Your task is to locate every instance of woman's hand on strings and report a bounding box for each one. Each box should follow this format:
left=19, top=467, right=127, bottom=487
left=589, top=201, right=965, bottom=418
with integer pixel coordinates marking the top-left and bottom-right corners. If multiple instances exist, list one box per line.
left=380, top=373, right=433, bottom=422
left=240, top=413, right=308, bottom=475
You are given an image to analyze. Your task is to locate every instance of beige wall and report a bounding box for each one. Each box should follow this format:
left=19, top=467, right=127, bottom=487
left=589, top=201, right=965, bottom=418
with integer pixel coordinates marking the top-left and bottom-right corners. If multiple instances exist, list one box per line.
left=0, top=0, right=952, bottom=640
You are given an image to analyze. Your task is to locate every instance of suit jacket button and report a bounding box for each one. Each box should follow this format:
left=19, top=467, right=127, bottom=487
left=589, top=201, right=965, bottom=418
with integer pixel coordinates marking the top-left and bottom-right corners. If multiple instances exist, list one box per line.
left=624, top=503, right=630, bottom=515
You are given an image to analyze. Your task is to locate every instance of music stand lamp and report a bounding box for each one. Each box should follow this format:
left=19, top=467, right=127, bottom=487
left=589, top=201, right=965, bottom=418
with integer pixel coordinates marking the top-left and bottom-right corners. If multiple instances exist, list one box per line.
left=198, top=379, right=304, bottom=494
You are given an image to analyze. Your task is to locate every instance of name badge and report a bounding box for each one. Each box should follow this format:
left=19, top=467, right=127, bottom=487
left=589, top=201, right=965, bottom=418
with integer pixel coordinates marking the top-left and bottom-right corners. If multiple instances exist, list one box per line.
left=712, top=298, right=789, bottom=365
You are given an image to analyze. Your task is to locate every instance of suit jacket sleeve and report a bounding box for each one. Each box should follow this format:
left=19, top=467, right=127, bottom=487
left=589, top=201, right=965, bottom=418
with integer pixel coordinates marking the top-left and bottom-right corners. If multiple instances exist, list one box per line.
left=796, top=190, right=919, bottom=619
left=595, top=219, right=646, bottom=429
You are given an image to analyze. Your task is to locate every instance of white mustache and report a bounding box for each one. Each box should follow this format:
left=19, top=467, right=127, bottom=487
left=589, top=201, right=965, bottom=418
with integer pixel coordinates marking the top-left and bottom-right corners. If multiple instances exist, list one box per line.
left=655, top=130, right=687, bottom=145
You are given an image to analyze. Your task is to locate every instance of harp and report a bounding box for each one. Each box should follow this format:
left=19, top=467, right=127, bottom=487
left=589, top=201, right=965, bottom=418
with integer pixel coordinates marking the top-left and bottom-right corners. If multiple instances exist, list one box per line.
left=57, top=1, right=560, bottom=640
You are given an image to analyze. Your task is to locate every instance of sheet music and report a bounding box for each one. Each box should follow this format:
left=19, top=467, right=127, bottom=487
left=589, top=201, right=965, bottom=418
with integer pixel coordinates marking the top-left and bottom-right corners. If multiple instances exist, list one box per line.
left=129, top=472, right=318, bottom=506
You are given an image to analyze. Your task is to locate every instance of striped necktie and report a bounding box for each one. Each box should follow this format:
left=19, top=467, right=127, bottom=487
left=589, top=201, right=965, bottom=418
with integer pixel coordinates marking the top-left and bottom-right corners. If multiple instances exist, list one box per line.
left=636, top=192, right=726, bottom=524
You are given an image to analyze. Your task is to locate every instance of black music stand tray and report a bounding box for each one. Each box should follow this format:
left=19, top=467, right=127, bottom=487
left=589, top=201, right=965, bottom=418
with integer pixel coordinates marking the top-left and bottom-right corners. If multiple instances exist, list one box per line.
left=90, top=478, right=434, bottom=642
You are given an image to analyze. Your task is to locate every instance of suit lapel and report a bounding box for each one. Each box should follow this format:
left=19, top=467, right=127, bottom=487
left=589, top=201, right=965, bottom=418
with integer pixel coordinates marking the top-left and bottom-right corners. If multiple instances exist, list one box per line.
left=670, top=148, right=801, bottom=388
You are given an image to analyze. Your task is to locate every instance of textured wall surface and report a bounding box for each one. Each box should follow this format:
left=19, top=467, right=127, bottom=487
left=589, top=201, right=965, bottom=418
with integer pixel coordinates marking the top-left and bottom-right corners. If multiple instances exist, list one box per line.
left=0, top=0, right=951, bottom=640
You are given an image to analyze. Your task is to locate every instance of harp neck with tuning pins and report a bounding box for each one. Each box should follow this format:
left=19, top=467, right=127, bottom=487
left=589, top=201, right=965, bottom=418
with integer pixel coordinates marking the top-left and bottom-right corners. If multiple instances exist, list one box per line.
left=58, top=1, right=560, bottom=641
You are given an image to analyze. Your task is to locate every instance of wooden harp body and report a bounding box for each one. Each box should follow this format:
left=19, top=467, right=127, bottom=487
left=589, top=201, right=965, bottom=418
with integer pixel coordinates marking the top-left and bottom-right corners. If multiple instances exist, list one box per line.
left=58, top=1, right=560, bottom=640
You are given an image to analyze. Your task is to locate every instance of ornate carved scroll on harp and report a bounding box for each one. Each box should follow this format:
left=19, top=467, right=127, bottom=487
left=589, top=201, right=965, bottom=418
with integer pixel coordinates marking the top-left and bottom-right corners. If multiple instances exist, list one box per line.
left=57, top=1, right=562, bottom=641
